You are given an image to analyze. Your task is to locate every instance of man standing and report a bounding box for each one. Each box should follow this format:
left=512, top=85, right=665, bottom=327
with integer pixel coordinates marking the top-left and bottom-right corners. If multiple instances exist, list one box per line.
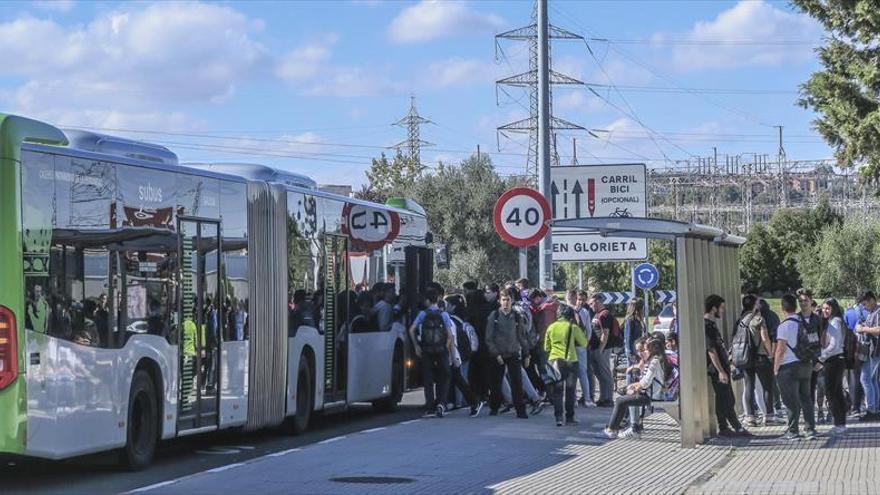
left=775, top=294, right=818, bottom=440
left=576, top=290, right=594, bottom=406
left=485, top=291, right=530, bottom=419
left=27, top=284, right=50, bottom=333
left=844, top=296, right=867, bottom=417
left=855, top=291, right=880, bottom=421
left=705, top=294, right=749, bottom=437
left=409, top=287, right=456, bottom=418
left=796, top=289, right=825, bottom=420
left=588, top=295, right=615, bottom=407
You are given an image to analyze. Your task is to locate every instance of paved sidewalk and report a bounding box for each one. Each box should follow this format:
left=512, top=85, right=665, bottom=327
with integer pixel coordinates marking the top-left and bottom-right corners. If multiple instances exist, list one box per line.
left=131, top=404, right=880, bottom=495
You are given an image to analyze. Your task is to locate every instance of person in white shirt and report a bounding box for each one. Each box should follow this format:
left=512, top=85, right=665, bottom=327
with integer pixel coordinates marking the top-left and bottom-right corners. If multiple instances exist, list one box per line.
left=774, top=294, right=818, bottom=441
left=820, top=298, right=847, bottom=435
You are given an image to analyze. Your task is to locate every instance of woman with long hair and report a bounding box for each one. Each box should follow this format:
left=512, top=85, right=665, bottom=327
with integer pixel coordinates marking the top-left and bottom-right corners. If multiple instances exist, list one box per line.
left=601, top=338, right=672, bottom=439
left=820, top=297, right=848, bottom=435
left=624, top=298, right=646, bottom=369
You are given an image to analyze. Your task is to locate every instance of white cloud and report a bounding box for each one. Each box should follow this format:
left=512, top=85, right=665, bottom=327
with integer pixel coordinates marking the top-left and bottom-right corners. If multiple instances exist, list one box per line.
left=0, top=2, right=269, bottom=128
left=276, top=34, right=337, bottom=82
left=388, top=1, right=503, bottom=43
left=669, top=0, right=820, bottom=70
left=555, top=91, right=604, bottom=115
left=422, top=57, right=497, bottom=88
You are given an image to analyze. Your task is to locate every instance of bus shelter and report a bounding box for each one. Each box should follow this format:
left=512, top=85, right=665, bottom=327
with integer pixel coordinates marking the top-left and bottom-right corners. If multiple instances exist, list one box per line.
left=553, top=217, right=745, bottom=448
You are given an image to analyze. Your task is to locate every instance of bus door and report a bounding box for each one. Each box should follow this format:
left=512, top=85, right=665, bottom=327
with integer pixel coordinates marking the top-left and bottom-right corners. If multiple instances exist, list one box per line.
left=177, top=218, right=222, bottom=431
left=322, top=234, right=349, bottom=407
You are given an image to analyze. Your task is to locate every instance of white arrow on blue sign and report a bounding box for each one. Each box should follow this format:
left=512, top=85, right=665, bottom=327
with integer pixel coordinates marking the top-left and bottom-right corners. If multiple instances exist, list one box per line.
left=655, top=290, right=677, bottom=304
left=633, top=263, right=660, bottom=290
left=598, top=292, right=634, bottom=305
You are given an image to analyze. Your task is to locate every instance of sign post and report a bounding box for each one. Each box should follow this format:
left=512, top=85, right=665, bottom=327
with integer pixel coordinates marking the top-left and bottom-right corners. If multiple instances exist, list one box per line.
left=550, top=164, right=648, bottom=262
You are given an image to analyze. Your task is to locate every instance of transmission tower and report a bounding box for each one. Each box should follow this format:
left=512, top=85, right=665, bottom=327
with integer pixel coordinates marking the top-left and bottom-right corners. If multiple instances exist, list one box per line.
left=495, top=1, right=585, bottom=178
left=775, top=125, right=787, bottom=207
left=392, top=96, right=433, bottom=166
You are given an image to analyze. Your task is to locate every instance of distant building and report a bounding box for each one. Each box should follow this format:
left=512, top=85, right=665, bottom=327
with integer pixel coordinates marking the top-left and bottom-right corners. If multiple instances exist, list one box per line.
left=319, top=184, right=353, bottom=197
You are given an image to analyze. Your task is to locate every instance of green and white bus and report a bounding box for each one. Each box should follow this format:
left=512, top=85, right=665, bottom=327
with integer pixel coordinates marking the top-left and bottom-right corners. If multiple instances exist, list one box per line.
left=0, top=114, right=432, bottom=469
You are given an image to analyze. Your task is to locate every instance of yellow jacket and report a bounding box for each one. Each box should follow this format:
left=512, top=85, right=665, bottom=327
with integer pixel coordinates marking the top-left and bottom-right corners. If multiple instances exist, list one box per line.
left=544, top=320, right=586, bottom=362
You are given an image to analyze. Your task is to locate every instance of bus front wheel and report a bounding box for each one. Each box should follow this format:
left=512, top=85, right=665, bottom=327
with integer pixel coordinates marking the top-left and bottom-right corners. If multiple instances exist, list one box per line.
left=120, top=370, right=159, bottom=471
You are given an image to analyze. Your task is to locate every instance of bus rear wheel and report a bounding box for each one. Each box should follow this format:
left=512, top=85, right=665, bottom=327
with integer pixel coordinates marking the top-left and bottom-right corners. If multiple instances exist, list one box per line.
left=285, top=358, right=313, bottom=435
left=120, top=370, right=159, bottom=471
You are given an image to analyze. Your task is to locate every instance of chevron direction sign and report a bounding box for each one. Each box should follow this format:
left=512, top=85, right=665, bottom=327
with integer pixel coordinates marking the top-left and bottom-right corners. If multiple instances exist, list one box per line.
left=655, top=290, right=677, bottom=305
left=598, top=292, right=634, bottom=305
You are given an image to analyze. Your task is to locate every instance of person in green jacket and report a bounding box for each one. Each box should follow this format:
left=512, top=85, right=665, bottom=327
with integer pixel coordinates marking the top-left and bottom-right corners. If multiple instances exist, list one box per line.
left=544, top=304, right=587, bottom=426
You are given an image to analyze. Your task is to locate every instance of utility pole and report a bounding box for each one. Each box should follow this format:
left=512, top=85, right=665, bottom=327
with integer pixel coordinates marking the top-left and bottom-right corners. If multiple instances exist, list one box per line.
left=775, top=125, right=787, bottom=208
left=537, top=0, right=553, bottom=290
left=392, top=96, right=433, bottom=167
left=495, top=0, right=584, bottom=179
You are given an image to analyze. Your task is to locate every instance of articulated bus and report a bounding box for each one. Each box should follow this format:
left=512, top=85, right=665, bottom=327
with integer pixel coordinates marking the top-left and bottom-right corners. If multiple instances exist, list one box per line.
left=0, top=114, right=433, bottom=469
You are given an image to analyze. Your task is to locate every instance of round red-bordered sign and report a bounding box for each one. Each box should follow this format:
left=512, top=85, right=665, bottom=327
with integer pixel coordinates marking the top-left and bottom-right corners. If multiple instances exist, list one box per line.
left=342, top=203, right=401, bottom=251
left=493, top=187, right=551, bottom=248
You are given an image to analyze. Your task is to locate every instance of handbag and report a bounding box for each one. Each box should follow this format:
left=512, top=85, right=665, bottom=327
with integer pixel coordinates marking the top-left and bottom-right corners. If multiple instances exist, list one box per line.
left=542, top=323, right=573, bottom=386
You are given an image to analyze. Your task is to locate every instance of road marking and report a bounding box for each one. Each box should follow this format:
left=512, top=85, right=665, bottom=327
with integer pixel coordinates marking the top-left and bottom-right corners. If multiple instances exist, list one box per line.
left=127, top=480, right=180, bottom=493
left=361, top=427, right=387, bottom=434
left=318, top=435, right=347, bottom=445
left=265, top=448, right=302, bottom=457
left=206, top=462, right=246, bottom=474
left=195, top=446, right=240, bottom=455
left=234, top=445, right=256, bottom=450
left=400, top=419, right=422, bottom=425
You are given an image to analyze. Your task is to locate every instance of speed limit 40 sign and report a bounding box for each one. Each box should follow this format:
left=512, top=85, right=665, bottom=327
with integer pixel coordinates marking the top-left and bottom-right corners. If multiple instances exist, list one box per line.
left=493, top=187, right=551, bottom=248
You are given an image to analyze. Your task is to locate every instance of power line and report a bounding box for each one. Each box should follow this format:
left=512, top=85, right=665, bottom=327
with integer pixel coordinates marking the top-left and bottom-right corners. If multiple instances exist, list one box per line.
left=588, top=37, right=818, bottom=46
left=585, top=83, right=799, bottom=95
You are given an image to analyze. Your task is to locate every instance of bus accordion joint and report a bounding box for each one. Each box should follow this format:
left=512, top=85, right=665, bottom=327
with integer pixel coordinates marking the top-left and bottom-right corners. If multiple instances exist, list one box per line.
left=0, top=305, right=18, bottom=390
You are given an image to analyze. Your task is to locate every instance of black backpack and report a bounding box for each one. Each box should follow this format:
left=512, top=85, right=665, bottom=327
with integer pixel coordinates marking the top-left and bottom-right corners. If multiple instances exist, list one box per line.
left=783, top=316, right=821, bottom=363
left=843, top=325, right=858, bottom=369
left=452, top=317, right=473, bottom=362
left=731, top=313, right=758, bottom=369
left=419, top=310, right=448, bottom=355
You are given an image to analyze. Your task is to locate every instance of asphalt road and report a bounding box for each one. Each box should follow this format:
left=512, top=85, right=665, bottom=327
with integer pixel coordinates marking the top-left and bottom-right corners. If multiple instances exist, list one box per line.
left=1, top=392, right=425, bottom=495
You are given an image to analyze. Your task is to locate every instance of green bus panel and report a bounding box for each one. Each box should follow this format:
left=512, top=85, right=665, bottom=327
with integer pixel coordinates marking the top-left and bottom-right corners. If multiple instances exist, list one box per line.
left=0, top=114, right=67, bottom=454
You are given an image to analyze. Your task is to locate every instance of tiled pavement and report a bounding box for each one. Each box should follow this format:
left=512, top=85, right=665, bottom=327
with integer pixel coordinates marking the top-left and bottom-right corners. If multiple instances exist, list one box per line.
left=132, top=404, right=880, bottom=495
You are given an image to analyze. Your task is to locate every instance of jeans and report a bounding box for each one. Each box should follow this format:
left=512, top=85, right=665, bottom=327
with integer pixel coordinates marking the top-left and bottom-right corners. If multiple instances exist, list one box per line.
left=743, top=357, right=775, bottom=417
left=502, top=366, right=540, bottom=403
left=549, top=360, right=577, bottom=421
left=589, top=348, right=614, bottom=402
left=778, top=361, right=816, bottom=434
left=860, top=355, right=880, bottom=413
left=421, top=350, right=450, bottom=411
left=824, top=355, right=847, bottom=427
left=451, top=363, right=477, bottom=408
left=575, top=346, right=591, bottom=402
left=849, top=362, right=864, bottom=413
left=709, top=372, right=742, bottom=432
left=455, top=361, right=470, bottom=406
left=608, top=393, right=651, bottom=431
left=490, top=355, right=526, bottom=415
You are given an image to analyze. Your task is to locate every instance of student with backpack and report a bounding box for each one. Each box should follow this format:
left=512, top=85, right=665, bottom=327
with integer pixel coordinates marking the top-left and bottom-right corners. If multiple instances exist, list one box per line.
left=408, top=287, right=456, bottom=418
left=600, top=338, right=673, bottom=439
left=819, top=298, right=848, bottom=435
left=774, top=294, right=818, bottom=441
left=733, top=295, right=777, bottom=427
left=844, top=298, right=867, bottom=417
left=588, top=294, right=617, bottom=407
left=705, top=295, right=750, bottom=437
left=855, top=291, right=880, bottom=422
left=446, top=299, right=485, bottom=417
left=796, top=289, right=825, bottom=416
left=485, top=290, right=530, bottom=419
left=566, top=289, right=592, bottom=408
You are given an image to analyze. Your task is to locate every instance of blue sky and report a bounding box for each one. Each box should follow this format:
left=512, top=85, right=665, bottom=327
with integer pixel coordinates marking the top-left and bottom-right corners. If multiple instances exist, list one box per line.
left=0, top=0, right=829, bottom=186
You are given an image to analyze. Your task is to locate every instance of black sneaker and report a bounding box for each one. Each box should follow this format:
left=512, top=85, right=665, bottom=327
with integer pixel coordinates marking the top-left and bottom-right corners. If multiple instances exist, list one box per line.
left=423, top=410, right=437, bottom=418
left=499, top=405, right=513, bottom=415
left=470, top=401, right=484, bottom=418
left=859, top=412, right=878, bottom=422
left=804, top=429, right=818, bottom=440
left=556, top=417, right=564, bottom=427
left=529, top=401, right=546, bottom=416
left=489, top=409, right=499, bottom=416
left=577, top=397, right=587, bottom=407
left=565, top=418, right=579, bottom=426
left=781, top=431, right=800, bottom=441
left=435, top=404, right=445, bottom=418
left=596, top=400, right=614, bottom=408
left=718, top=429, right=737, bottom=438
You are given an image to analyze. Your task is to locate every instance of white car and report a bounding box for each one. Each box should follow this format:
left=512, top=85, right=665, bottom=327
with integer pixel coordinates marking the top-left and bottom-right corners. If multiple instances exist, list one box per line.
left=652, top=304, right=675, bottom=335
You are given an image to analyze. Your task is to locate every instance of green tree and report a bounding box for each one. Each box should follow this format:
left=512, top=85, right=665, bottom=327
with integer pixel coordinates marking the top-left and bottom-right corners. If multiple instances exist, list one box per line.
left=799, top=219, right=880, bottom=298
left=794, top=1, right=880, bottom=179
left=408, top=153, right=528, bottom=286
left=357, top=152, right=424, bottom=203
left=740, top=223, right=787, bottom=294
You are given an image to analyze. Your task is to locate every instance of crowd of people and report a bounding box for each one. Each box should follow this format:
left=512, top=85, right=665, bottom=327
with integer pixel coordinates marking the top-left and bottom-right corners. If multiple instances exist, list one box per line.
left=405, top=279, right=880, bottom=441
left=406, top=278, right=678, bottom=436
